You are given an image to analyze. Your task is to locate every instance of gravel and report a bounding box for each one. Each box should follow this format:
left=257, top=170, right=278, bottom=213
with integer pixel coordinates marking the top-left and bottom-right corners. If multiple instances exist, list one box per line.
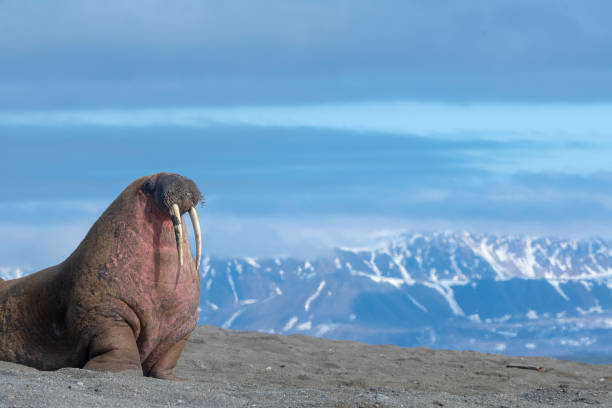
left=1, top=325, right=610, bottom=407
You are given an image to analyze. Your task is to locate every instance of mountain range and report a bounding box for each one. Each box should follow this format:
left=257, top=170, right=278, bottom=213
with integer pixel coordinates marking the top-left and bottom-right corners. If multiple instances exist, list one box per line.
left=3, top=232, right=611, bottom=363
left=198, top=232, right=612, bottom=363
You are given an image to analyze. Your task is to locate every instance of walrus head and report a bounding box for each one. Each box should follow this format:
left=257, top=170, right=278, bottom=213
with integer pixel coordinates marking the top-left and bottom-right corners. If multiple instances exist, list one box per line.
left=142, top=173, right=203, bottom=270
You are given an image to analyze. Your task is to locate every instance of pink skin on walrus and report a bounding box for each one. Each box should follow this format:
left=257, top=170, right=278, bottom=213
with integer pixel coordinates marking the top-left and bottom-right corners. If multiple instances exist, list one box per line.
left=0, top=173, right=202, bottom=380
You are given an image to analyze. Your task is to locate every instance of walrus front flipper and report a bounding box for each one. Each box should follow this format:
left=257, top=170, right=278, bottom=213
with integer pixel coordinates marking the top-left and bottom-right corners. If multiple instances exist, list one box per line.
left=83, top=324, right=143, bottom=375
left=144, top=336, right=190, bottom=381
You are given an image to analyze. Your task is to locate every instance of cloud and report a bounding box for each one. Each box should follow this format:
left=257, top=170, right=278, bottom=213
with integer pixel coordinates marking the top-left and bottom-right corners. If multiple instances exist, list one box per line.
left=4, top=120, right=612, bottom=261
left=3, top=1, right=612, bottom=262
left=2, top=102, right=612, bottom=143
left=0, top=222, right=91, bottom=269
left=0, top=122, right=529, bottom=209
left=3, top=0, right=611, bottom=73
left=1, top=1, right=612, bottom=107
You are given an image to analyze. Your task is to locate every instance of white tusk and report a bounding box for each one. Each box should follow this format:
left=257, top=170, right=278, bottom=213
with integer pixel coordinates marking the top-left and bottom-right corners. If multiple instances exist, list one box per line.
left=188, top=206, right=202, bottom=271
left=170, top=204, right=183, bottom=267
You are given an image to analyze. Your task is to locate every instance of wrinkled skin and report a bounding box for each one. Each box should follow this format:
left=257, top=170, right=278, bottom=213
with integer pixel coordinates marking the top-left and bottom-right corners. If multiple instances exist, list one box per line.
left=0, top=173, right=202, bottom=380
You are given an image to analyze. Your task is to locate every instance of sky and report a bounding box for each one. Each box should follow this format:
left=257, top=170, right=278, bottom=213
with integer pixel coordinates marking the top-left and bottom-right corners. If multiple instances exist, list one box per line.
left=1, top=0, right=612, bottom=273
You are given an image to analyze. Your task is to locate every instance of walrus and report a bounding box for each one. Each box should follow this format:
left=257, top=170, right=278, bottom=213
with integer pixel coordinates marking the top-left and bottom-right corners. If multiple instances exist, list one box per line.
left=0, top=173, right=202, bottom=380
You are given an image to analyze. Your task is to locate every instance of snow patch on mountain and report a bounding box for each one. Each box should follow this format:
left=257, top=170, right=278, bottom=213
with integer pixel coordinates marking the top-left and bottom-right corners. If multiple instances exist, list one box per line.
left=408, top=295, right=428, bottom=312
left=304, top=280, right=325, bottom=312
left=222, top=309, right=243, bottom=329
left=423, top=280, right=465, bottom=316
left=0, top=266, right=27, bottom=280
left=243, top=257, right=260, bottom=268
left=283, top=316, right=298, bottom=331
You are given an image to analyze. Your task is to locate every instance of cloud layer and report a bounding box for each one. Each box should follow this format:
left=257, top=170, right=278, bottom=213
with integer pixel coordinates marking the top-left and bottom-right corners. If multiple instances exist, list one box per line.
left=1, top=1, right=612, bottom=107
left=2, top=1, right=611, bottom=266
left=3, top=119, right=612, bottom=266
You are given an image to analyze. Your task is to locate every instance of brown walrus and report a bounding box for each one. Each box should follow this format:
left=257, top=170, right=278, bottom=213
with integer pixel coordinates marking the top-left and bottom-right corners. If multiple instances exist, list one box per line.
left=0, top=173, right=202, bottom=380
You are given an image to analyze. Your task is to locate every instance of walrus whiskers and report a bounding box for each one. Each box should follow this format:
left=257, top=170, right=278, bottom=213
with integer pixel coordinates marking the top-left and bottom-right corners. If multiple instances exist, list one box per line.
left=188, top=206, right=202, bottom=271
left=170, top=203, right=184, bottom=266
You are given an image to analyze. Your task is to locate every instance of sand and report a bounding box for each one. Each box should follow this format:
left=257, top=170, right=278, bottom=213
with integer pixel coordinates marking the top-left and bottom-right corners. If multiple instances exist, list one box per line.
left=1, top=325, right=611, bottom=407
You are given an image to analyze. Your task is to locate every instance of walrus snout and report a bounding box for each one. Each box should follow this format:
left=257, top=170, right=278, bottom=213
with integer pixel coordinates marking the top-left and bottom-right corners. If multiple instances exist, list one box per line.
left=143, top=173, right=203, bottom=270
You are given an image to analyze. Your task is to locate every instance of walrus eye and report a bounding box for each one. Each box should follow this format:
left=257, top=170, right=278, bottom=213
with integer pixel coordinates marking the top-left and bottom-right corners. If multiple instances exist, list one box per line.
left=144, top=179, right=156, bottom=193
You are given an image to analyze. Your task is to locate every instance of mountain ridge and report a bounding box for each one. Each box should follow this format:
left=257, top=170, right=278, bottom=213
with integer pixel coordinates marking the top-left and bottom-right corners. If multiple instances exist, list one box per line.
left=197, top=232, right=612, bottom=362
left=3, top=231, right=612, bottom=362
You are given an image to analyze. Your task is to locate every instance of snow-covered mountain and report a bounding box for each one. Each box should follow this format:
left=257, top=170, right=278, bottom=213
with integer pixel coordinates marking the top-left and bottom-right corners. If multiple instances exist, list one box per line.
left=198, top=232, right=612, bottom=362
left=2, top=232, right=611, bottom=362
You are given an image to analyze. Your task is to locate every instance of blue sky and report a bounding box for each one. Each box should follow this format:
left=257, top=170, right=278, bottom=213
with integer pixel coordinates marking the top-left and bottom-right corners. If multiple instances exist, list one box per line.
left=1, top=1, right=612, bottom=271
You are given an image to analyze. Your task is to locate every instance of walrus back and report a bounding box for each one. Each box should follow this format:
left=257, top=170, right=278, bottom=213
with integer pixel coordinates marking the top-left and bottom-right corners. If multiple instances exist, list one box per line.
left=0, top=266, right=84, bottom=370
